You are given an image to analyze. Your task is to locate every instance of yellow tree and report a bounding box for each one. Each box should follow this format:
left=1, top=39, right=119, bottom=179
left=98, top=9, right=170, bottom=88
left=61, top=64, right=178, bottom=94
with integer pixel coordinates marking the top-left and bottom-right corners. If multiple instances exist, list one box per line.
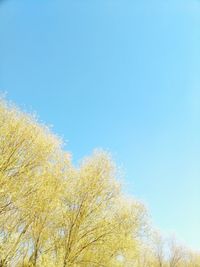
left=0, top=98, right=150, bottom=267
left=151, top=231, right=167, bottom=267
left=50, top=151, right=147, bottom=267
left=0, top=99, right=70, bottom=266
left=167, top=237, right=185, bottom=267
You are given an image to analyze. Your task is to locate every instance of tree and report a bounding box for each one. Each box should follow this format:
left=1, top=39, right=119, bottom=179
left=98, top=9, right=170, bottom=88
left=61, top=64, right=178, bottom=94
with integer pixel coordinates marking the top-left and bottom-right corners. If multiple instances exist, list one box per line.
left=167, top=237, right=185, bottom=267
left=49, top=151, right=147, bottom=267
left=0, top=99, right=69, bottom=266
left=1, top=98, right=199, bottom=267
left=151, top=231, right=166, bottom=267
left=0, top=99, right=147, bottom=266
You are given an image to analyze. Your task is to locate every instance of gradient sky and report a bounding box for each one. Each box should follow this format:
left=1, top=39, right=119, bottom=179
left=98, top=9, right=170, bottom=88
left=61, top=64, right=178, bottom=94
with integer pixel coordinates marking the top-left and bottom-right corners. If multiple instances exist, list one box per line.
left=1, top=0, right=200, bottom=249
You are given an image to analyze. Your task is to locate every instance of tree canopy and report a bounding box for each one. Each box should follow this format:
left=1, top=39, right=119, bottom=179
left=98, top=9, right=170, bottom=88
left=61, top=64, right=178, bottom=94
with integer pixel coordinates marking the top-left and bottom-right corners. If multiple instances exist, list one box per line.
left=0, top=99, right=199, bottom=267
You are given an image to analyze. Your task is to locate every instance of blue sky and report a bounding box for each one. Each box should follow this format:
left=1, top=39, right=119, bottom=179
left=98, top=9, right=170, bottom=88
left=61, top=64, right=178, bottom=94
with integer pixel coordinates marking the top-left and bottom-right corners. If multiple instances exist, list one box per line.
left=1, top=0, right=200, bottom=249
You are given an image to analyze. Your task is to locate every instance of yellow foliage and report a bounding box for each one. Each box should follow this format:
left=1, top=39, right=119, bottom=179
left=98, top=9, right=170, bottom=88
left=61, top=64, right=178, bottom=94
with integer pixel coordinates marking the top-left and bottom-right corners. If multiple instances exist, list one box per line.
left=0, top=99, right=199, bottom=267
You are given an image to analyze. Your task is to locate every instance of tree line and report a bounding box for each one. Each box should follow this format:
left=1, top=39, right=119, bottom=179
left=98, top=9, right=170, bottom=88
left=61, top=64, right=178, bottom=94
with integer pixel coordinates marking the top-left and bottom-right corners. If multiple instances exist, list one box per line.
left=0, top=99, right=199, bottom=267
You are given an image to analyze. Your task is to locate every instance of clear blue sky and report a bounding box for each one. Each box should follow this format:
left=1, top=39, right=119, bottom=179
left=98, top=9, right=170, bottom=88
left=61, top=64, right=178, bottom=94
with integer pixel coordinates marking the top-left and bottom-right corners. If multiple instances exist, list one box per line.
left=1, top=0, right=200, bottom=249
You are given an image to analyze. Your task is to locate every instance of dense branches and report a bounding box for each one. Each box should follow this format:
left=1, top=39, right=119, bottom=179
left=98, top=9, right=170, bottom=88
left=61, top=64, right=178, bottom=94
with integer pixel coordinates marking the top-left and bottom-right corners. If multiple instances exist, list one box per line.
left=0, top=99, right=199, bottom=267
left=0, top=100, right=146, bottom=266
